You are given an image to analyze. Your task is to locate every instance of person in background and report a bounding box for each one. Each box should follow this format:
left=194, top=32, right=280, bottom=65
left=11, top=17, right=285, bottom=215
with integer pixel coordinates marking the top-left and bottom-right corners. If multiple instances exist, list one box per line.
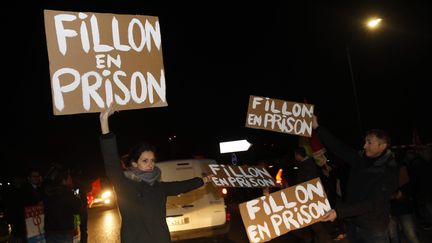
left=4, top=168, right=44, bottom=243
left=99, top=105, right=212, bottom=243
left=22, top=168, right=44, bottom=206
left=404, top=147, right=432, bottom=230
left=319, top=154, right=348, bottom=241
left=43, top=164, right=82, bottom=243
left=388, top=159, right=421, bottom=243
left=290, top=147, right=333, bottom=243
left=71, top=169, right=91, bottom=243
left=314, top=115, right=399, bottom=243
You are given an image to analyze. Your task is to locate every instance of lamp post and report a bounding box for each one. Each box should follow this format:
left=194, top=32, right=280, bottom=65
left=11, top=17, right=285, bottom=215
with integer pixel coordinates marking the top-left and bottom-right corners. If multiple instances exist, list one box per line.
left=346, top=17, right=382, bottom=137
left=345, top=45, right=362, bottom=137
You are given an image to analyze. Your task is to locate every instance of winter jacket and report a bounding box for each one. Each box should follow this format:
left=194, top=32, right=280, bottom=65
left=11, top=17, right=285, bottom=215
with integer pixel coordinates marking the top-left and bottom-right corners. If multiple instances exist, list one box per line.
left=44, top=184, right=82, bottom=234
left=314, top=126, right=398, bottom=231
left=100, top=132, right=204, bottom=243
left=294, top=157, right=321, bottom=185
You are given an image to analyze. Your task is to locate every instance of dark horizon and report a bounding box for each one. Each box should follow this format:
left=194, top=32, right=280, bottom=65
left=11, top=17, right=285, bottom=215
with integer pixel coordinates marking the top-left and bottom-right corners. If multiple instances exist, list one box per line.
left=2, top=1, right=431, bottom=181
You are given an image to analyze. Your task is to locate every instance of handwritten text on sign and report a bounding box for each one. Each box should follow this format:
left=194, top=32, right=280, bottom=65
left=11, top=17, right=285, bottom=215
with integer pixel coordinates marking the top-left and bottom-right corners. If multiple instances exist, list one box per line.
left=44, top=10, right=167, bottom=115
left=24, top=203, right=45, bottom=242
left=206, top=164, right=276, bottom=188
left=239, top=178, right=331, bottom=243
left=245, top=95, right=314, bottom=137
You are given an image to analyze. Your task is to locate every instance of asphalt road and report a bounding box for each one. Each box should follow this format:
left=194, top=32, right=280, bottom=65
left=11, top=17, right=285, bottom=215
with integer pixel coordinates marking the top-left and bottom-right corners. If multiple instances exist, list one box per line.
left=86, top=202, right=432, bottom=243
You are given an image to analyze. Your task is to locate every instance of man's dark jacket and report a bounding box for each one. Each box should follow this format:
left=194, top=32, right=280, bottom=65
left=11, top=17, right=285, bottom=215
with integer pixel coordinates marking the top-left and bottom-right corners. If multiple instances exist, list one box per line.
left=314, top=126, right=398, bottom=230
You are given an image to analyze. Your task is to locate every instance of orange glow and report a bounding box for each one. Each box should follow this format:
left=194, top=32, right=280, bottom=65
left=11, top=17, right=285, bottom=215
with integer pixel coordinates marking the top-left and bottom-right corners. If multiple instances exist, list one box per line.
left=275, top=169, right=283, bottom=184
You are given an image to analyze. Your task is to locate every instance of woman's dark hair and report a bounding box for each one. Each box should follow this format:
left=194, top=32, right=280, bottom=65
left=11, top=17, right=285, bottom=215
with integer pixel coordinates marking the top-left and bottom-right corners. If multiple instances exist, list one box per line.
left=121, top=142, right=157, bottom=168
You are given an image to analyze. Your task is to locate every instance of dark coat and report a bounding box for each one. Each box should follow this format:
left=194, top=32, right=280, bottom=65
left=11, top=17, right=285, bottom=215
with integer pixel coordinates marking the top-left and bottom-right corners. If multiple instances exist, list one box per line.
left=294, top=156, right=321, bottom=185
left=43, top=184, right=82, bottom=233
left=315, top=126, right=398, bottom=231
left=100, top=133, right=204, bottom=243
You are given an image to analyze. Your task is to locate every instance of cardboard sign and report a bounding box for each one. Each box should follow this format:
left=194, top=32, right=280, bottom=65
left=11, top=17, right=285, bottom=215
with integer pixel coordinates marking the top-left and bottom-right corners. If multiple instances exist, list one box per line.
left=245, top=95, right=314, bottom=137
left=44, top=10, right=167, bottom=115
left=24, top=203, right=45, bottom=243
left=239, top=178, right=330, bottom=243
left=24, top=202, right=80, bottom=242
left=206, top=164, right=276, bottom=188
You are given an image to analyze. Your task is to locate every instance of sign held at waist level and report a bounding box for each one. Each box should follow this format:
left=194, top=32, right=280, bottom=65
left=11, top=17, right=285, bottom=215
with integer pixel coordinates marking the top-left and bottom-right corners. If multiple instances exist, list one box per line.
left=239, top=178, right=331, bottom=243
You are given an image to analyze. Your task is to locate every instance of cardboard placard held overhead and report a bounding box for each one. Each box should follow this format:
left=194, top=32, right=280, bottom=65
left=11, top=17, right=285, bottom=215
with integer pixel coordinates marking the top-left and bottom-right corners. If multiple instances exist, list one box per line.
left=205, top=164, right=276, bottom=188
left=239, top=178, right=331, bottom=243
left=44, top=10, right=167, bottom=115
left=245, top=95, right=314, bottom=137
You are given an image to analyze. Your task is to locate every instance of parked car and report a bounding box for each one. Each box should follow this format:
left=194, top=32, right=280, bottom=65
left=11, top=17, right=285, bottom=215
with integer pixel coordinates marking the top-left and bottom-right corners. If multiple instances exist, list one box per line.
left=157, top=159, right=230, bottom=242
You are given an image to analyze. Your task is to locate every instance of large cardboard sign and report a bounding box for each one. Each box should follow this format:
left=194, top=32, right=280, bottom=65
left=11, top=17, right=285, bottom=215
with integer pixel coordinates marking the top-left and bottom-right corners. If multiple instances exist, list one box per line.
left=206, top=164, right=276, bottom=188
left=246, top=95, right=314, bottom=137
left=239, top=178, right=330, bottom=243
left=44, top=10, right=167, bottom=115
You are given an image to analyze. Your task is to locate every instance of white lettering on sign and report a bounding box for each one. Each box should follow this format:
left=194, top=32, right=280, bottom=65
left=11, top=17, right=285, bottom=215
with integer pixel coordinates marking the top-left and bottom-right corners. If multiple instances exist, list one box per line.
left=45, top=10, right=167, bottom=115
left=240, top=179, right=331, bottom=243
left=54, top=13, right=161, bottom=55
left=207, top=164, right=276, bottom=188
left=52, top=69, right=165, bottom=111
left=246, top=96, right=314, bottom=137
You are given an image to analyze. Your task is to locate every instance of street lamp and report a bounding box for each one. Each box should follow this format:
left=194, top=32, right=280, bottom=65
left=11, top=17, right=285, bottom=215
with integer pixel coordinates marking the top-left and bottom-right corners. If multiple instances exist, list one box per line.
left=366, top=17, right=382, bottom=30
left=346, top=16, right=382, bottom=137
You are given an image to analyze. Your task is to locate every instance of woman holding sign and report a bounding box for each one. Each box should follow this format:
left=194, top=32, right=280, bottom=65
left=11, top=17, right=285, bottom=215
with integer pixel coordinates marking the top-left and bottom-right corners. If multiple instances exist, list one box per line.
left=98, top=105, right=211, bottom=243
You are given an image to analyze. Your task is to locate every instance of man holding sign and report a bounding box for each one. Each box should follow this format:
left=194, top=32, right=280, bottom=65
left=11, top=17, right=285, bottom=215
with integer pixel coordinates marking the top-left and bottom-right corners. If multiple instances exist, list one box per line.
left=313, top=115, right=398, bottom=243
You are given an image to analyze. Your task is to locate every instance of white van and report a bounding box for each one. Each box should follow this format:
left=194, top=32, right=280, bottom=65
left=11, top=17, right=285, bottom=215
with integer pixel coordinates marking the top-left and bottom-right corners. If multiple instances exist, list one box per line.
left=157, top=159, right=230, bottom=241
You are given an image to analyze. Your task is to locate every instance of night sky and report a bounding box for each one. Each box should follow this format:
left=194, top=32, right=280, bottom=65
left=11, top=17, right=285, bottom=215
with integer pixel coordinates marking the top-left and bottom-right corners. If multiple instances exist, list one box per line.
left=2, top=1, right=431, bottom=180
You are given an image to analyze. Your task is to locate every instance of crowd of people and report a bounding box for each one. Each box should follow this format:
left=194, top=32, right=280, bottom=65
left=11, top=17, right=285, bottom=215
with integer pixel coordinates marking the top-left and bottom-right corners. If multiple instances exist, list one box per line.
left=0, top=165, right=90, bottom=243
left=282, top=115, right=432, bottom=243
left=1, top=110, right=431, bottom=243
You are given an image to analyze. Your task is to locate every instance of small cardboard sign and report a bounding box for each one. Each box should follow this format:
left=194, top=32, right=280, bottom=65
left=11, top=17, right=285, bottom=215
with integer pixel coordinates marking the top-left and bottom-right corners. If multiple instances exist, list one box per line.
left=44, top=10, right=167, bottom=115
left=245, top=95, right=314, bottom=137
left=205, top=164, right=276, bottom=188
left=239, top=178, right=330, bottom=243
left=24, top=203, right=45, bottom=243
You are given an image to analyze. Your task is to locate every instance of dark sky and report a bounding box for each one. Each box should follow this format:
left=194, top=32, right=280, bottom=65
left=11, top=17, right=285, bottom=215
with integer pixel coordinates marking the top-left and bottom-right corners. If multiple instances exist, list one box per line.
left=2, top=1, right=431, bottom=180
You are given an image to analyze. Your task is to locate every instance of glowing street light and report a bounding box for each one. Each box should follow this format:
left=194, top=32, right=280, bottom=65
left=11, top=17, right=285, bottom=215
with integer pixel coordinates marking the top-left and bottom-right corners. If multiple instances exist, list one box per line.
left=366, top=17, right=382, bottom=30
left=347, top=16, right=383, bottom=137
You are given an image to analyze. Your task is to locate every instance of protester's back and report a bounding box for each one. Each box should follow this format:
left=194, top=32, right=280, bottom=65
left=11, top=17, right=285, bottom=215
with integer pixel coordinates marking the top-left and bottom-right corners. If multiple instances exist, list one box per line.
left=43, top=164, right=81, bottom=243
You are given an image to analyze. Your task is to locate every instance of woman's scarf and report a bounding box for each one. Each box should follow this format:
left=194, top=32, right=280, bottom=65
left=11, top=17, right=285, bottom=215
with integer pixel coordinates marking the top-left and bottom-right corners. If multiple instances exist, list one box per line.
left=129, top=166, right=161, bottom=185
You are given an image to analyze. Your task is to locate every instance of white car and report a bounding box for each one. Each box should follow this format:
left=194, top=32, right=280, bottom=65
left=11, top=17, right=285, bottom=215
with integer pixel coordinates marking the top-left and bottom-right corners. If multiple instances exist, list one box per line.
left=157, top=159, right=230, bottom=241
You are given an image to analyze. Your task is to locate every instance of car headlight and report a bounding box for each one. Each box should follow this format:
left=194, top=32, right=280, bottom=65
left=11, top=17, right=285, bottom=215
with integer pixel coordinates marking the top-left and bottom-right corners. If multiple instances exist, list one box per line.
left=101, top=190, right=112, bottom=199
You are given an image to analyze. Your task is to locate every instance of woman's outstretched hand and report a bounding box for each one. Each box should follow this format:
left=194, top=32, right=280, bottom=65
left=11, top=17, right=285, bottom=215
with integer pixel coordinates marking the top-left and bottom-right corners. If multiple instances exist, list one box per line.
left=100, top=103, right=116, bottom=121
left=100, top=103, right=117, bottom=134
